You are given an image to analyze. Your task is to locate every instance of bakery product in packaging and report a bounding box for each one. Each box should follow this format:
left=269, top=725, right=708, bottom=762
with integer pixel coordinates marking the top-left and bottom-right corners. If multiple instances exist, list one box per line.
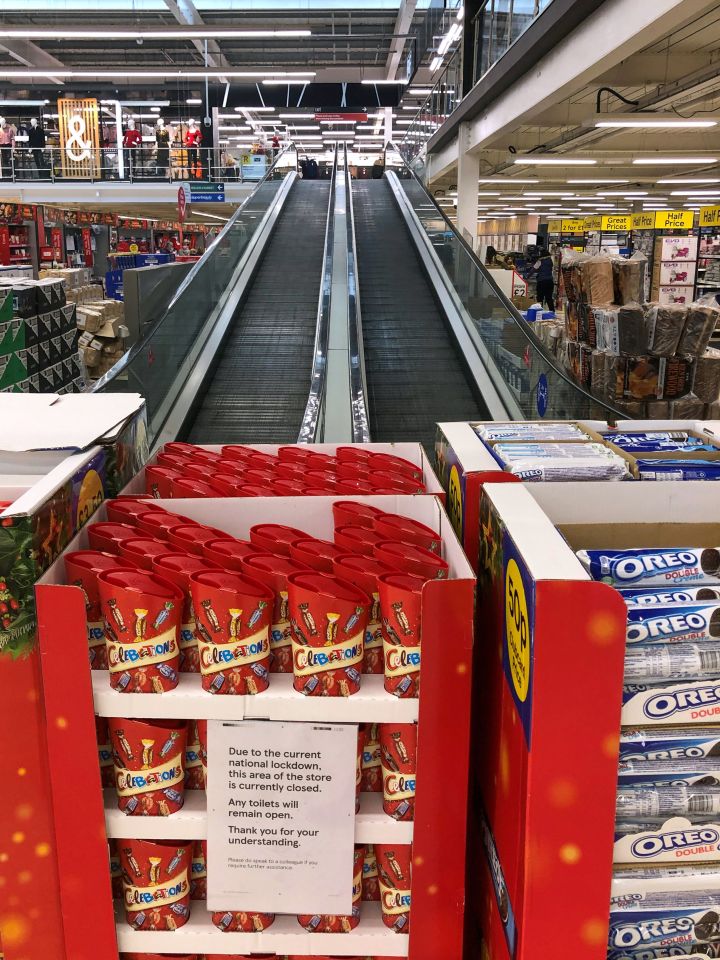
left=679, top=304, right=719, bottom=358
left=646, top=304, right=686, bottom=357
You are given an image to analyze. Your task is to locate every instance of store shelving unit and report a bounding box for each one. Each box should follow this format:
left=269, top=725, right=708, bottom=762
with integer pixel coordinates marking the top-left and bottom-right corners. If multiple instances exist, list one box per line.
left=36, top=484, right=475, bottom=960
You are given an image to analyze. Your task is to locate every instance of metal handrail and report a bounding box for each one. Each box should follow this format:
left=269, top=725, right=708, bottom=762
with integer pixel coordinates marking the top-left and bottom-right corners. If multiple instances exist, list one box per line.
left=344, top=144, right=371, bottom=443
left=385, top=141, right=625, bottom=420
left=297, top=143, right=339, bottom=443
left=92, top=140, right=299, bottom=393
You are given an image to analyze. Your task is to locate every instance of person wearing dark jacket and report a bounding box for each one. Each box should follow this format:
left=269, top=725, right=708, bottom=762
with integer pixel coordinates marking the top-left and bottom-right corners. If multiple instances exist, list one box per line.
left=533, top=249, right=555, bottom=311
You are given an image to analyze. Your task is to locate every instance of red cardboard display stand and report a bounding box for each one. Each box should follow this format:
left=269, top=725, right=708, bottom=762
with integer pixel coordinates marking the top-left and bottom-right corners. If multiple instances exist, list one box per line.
left=470, top=480, right=720, bottom=960
left=35, top=492, right=475, bottom=960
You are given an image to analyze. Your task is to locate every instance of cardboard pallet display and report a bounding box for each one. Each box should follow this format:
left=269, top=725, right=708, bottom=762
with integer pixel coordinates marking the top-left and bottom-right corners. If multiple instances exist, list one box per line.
left=0, top=395, right=147, bottom=960
left=35, top=489, right=475, bottom=960
left=471, top=481, right=720, bottom=960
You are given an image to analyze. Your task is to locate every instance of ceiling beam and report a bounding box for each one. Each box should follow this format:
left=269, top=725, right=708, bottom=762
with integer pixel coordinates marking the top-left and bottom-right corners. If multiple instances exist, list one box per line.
left=0, top=38, right=65, bottom=85
left=163, top=0, right=231, bottom=72
left=386, top=0, right=417, bottom=80
left=596, top=53, right=714, bottom=86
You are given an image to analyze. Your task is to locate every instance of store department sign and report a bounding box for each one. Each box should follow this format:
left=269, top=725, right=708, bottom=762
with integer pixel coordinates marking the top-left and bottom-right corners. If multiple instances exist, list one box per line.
left=583, top=215, right=602, bottom=231
left=601, top=215, right=631, bottom=231
left=654, top=210, right=694, bottom=230
left=561, top=218, right=585, bottom=234
left=547, top=219, right=563, bottom=233
left=58, top=98, right=101, bottom=180
left=632, top=212, right=656, bottom=230
left=700, top=205, right=720, bottom=227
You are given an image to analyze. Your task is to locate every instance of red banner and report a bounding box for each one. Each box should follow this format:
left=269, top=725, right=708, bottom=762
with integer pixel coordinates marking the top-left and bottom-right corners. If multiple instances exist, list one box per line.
left=50, top=227, right=63, bottom=262
left=314, top=112, right=368, bottom=122
left=81, top=228, right=93, bottom=267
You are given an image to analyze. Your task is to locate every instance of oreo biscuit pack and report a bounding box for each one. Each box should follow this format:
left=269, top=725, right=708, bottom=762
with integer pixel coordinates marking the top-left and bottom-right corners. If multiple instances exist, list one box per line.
left=622, top=679, right=720, bottom=726
left=625, top=644, right=720, bottom=684
left=618, top=760, right=720, bottom=788
left=613, top=816, right=720, bottom=866
left=474, top=422, right=589, bottom=443
left=608, top=950, right=720, bottom=959
left=620, top=728, right=720, bottom=762
left=638, top=461, right=720, bottom=482
left=623, top=588, right=720, bottom=607
left=492, top=442, right=630, bottom=481
left=626, top=603, right=720, bottom=645
left=617, top=784, right=720, bottom=821
left=603, top=430, right=718, bottom=453
left=613, top=862, right=720, bottom=900
left=577, top=548, right=720, bottom=587
left=608, top=893, right=720, bottom=954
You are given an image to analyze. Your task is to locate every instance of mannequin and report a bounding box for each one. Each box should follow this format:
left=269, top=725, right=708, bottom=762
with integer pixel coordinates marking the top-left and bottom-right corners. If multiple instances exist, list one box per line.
left=28, top=118, right=47, bottom=177
left=0, top=117, right=16, bottom=179
left=14, top=119, right=30, bottom=179
left=184, top=119, right=202, bottom=179
left=122, top=117, right=141, bottom=179
left=155, top=117, right=171, bottom=177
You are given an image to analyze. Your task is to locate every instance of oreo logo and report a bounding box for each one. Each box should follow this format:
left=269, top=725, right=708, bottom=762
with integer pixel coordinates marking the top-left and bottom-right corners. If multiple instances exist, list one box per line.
left=643, top=684, right=720, bottom=719
left=630, top=827, right=720, bottom=858
left=612, top=551, right=699, bottom=583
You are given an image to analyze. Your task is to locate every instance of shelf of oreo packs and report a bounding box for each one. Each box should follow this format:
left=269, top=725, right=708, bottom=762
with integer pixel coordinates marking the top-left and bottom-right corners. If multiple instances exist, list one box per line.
left=34, top=440, right=474, bottom=960
left=474, top=420, right=720, bottom=481
left=537, top=249, right=720, bottom=418
left=471, top=481, right=720, bottom=960
left=0, top=277, right=82, bottom=392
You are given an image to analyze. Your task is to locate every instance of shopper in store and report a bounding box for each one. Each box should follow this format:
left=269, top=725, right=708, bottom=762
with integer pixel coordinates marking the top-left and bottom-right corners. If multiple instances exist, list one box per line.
left=532, top=248, right=556, bottom=312
left=271, top=133, right=280, bottom=159
left=485, top=245, right=498, bottom=266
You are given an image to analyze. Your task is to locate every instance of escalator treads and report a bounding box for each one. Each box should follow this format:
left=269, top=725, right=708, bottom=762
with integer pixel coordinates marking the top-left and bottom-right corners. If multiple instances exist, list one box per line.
left=353, top=179, right=488, bottom=453
left=186, top=180, right=330, bottom=444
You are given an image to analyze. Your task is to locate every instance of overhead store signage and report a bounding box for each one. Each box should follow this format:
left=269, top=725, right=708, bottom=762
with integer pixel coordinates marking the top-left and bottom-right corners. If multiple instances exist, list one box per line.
left=58, top=98, right=101, bottom=180
left=561, top=219, right=585, bottom=234
left=583, top=215, right=602, bottom=231
left=632, top=212, right=656, bottom=230
left=654, top=210, right=694, bottom=230
left=314, top=112, right=368, bottom=122
left=44, top=206, right=117, bottom=227
left=0, top=203, right=35, bottom=224
left=700, top=205, right=720, bottom=227
left=601, top=215, right=631, bottom=231
left=547, top=219, right=563, bottom=233
left=190, top=182, right=225, bottom=203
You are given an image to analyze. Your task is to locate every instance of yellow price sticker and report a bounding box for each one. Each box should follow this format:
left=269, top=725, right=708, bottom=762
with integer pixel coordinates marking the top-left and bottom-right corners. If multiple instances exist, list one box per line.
left=446, top=464, right=463, bottom=542
left=505, top=558, right=530, bottom=703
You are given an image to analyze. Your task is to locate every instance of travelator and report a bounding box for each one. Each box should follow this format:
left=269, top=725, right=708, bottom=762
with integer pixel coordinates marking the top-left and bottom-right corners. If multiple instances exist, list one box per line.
left=94, top=141, right=622, bottom=452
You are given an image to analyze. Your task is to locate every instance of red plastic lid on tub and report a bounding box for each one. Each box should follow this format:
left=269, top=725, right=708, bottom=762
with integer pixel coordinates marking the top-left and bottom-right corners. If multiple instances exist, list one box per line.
left=336, top=462, right=370, bottom=482
left=247, top=451, right=279, bottom=472
left=152, top=552, right=219, bottom=589
left=332, top=500, right=386, bottom=530
left=370, top=471, right=425, bottom=494
left=98, top=567, right=184, bottom=603
left=332, top=553, right=394, bottom=596
left=373, top=513, right=442, bottom=553
left=241, top=552, right=310, bottom=591
left=171, top=477, right=227, bottom=498
left=306, top=470, right=338, bottom=488
left=303, top=452, right=338, bottom=472
left=145, top=465, right=181, bottom=498
left=277, top=445, right=314, bottom=464
left=163, top=442, right=200, bottom=458
left=64, top=549, right=136, bottom=579
left=290, top=538, right=346, bottom=573
left=87, top=522, right=138, bottom=555
left=189, top=568, right=273, bottom=601
left=336, top=445, right=374, bottom=464
left=186, top=449, right=223, bottom=466
left=236, top=484, right=276, bottom=498
left=156, top=452, right=192, bottom=470
left=221, top=444, right=259, bottom=462
left=373, top=540, right=449, bottom=580
left=303, top=487, right=335, bottom=496
left=243, top=469, right=276, bottom=488
left=334, top=525, right=385, bottom=556
left=204, top=538, right=261, bottom=569
left=271, top=479, right=308, bottom=496
left=208, top=473, right=249, bottom=496
left=335, top=480, right=375, bottom=495
left=137, top=511, right=198, bottom=539
left=250, top=523, right=309, bottom=556
left=369, top=452, right=423, bottom=482
left=105, top=498, right=158, bottom=525
left=119, top=537, right=173, bottom=570
left=274, top=461, right=306, bottom=480
left=167, top=524, right=234, bottom=557
left=182, top=461, right=215, bottom=482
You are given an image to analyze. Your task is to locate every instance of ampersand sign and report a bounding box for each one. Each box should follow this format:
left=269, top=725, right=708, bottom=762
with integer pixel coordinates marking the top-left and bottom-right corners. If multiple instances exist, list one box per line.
left=65, top=113, right=91, bottom=163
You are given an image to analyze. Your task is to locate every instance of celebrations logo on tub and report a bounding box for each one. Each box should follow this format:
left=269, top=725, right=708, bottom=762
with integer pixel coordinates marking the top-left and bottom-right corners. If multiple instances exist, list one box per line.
left=197, top=628, right=269, bottom=675
left=384, top=645, right=421, bottom=677
left=116, top=756, right=184, bottom=796
left=293, top=632, right=363, bottom=676
left=107, top=626, right=177, bottom=672
left=380, top=882, right=412, bottom=915
left=124, top=869, right=189, bottom=911
left=383, top=773, right=416, bottom=801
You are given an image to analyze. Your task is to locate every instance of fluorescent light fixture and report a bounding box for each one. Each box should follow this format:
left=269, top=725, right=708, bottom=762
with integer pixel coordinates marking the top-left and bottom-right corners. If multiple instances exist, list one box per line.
left=409, top=88, right=432, bottom=95
left=478, top=178, right=539, bottom=184
left=0, top=28, right=311, bottom=39
left=287, top=125, right=319, bottom=131
left=598, top=191, right=648, bottom=196
left=263, top=80, right=311, bottom=85
left=0, top=99, right=49, bottom=106
left=115, top=100, right=171, bottom=107
left=430, top=56, right=443, bottom=73
left=320, top=119, right=356, bottom=124
left=2, top=70, right=314, bottom=79
left=279, top=113, right=314, bottom=119
left=514, top=157, right=596, bottom=165
left=150, top=106, right=161, bottom=113
left=361, top=79, right=408, bottom=85
left=194, top=212, right=228, bottom=222
left=671, top=190, right=720, bottom=196
left=657, top=178, right=720, bottom=184
left=567, top=178, right=629, bottom=184
left=240, top=107, right=275, bottom=113
left=594, top=115, right=717, bottom=128
left=186, top=98, right=202, bottom=105
left=633, top=157, right=718, bottom=164
left=477, top=192, right=501, bottom=196
left=524, top=191, right=570, bottom=197
left=437, top=22, right=463, bottom=56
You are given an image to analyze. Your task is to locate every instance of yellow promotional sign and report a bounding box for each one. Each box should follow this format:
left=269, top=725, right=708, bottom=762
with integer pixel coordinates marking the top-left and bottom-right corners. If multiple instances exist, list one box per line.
left=547, top=219, right=563, bottom=233
left=632, top=212, right=656, bottom=230
left=561, top=218, right=585, bottom=234
left=583, top=215, right=602, bottom=231
left=654, top=210, right=694, bottom=230
left=700, top=205, right=720, bottom=227
left=601, top=215, right=631, bottom=231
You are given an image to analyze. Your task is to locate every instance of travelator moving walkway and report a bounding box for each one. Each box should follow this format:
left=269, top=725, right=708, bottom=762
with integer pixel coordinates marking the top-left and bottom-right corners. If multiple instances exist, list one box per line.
left=95, top=142, right=621, bottom=451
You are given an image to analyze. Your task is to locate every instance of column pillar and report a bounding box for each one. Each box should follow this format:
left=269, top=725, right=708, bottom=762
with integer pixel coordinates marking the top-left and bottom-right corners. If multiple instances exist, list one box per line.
left=456, top=122, right=479, bottom=243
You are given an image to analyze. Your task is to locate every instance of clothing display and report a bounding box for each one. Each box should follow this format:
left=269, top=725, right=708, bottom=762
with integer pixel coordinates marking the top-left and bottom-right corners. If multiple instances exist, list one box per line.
left=155, top=124, right=170, bottom=174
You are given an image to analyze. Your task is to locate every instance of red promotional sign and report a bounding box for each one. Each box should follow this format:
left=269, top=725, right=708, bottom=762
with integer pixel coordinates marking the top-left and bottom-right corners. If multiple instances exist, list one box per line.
left=81, top=227, right=93, bottom=267
left=314, top=112, right=368, bottom=122
left=177, top=186, right=187, bottom=223
left=50, top=226, right=63, bottom=262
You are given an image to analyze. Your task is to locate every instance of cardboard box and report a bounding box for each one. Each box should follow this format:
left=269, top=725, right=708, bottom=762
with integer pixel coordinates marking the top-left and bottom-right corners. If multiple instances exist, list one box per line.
left=659, top=261, right=695, bottom=285
left=658, top=284, right=694, bottom=306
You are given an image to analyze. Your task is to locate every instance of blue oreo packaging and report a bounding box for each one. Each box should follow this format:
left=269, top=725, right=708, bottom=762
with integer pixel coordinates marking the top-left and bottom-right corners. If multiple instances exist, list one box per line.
left=613, top=816, right=720, bottom=865
left=620, top=728, right=720, bottom=762
left=622, top=587, right=720, bottom=606
left=638, top=460, right=720, bottom=481
left=622, top=679, right=720, bottom=726
left=626, top=603, right=720, bottom=645
left=577, top=548, right=720, bottom=587
left=608, top=894, right=720, bottom=954
left=603, top=430, right=718, bottom=453
left=617, top=760, right=720, bottom=787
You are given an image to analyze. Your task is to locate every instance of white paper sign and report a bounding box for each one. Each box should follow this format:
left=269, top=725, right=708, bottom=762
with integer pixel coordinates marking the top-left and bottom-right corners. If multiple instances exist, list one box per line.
left=207, top=719, right=357, bottom=914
